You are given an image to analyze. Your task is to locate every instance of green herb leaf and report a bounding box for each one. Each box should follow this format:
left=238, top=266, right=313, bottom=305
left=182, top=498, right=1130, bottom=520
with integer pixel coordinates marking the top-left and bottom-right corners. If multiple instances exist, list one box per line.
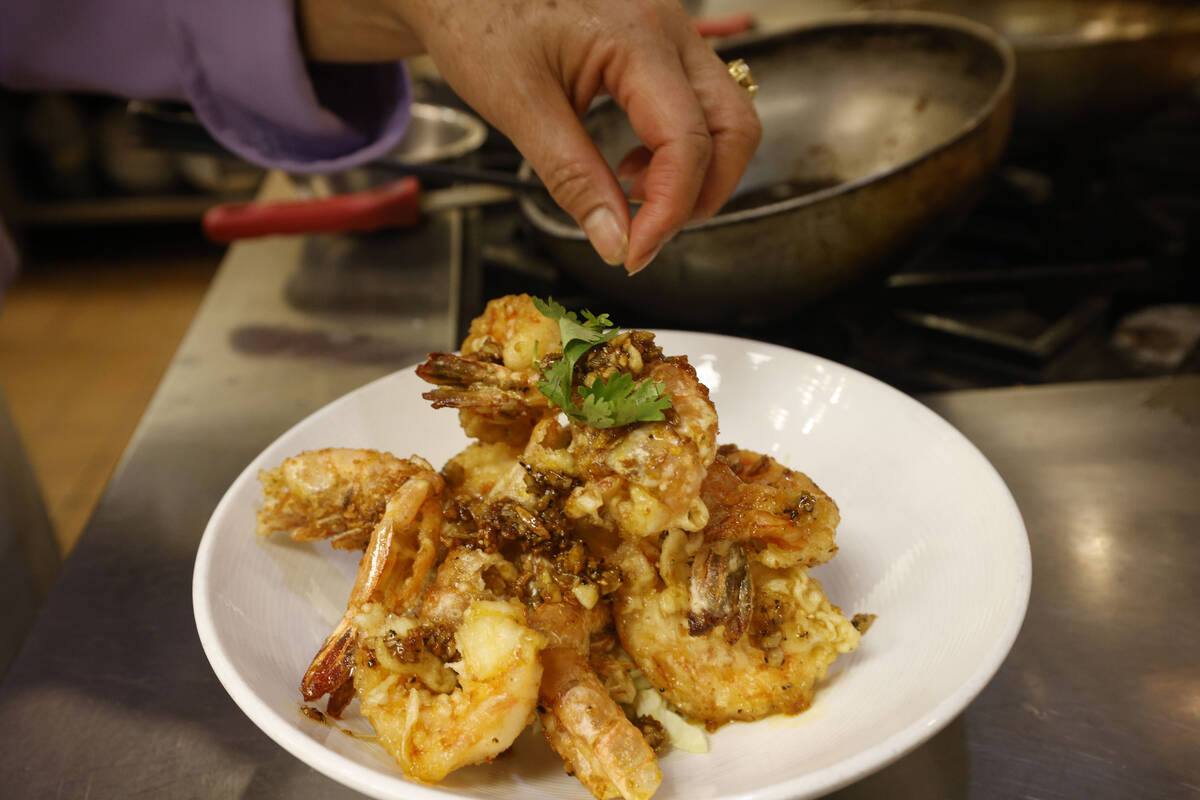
left=532, top=296, right=615, bottom=348
left=578, top=372, right=673, bottom=427
left=531, top=296, right=672, bottom=428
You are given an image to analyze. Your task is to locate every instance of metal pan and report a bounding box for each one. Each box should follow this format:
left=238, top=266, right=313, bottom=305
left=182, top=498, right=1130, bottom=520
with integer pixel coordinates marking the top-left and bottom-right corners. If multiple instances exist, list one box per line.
left=863, top=0, right=1200, bottom=141
left=519, top=13, right=1016, bottom=324
left=200, top=103, right=498, bottom=240
left=127, top=101, right=535, bottom=241
left=130, top=100, right=491, bottom=168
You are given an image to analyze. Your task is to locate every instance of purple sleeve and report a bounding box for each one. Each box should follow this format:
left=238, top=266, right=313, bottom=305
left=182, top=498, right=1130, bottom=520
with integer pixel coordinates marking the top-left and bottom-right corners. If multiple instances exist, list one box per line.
left=0, top=0, right=413, bottom=290
left=0, top=0, right=412, bottom=173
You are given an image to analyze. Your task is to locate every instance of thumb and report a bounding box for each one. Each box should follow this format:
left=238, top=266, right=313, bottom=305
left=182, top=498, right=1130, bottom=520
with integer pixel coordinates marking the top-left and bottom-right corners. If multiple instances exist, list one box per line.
left=514, top=96, right=631, bottom=268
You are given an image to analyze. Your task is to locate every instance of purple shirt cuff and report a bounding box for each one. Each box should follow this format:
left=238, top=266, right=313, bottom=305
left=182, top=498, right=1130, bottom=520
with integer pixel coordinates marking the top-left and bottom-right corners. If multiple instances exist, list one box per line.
left=168, top=0, right=411, bottom=173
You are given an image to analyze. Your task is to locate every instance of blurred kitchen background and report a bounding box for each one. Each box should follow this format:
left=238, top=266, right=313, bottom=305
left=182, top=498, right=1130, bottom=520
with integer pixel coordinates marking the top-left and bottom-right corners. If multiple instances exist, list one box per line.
left=0, top=90, right=258, bottom=554
left=3, top=0, right=1200, bottom=558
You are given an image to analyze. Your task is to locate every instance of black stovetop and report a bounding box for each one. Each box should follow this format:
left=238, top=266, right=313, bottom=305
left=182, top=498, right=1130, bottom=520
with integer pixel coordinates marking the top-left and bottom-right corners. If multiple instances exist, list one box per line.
left=468, top=94, right=1200, bottom=395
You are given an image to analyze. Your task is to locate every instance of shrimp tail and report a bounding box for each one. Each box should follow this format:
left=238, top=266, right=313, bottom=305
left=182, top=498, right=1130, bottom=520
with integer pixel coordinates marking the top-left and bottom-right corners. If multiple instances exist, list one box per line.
left=417, top=353, right=551, bottom=446
left=300, top=622, right=357, bottom=713
left=539, top=648, right=662, bottom=800
left=417, top=353, right=540, bottom=391
left=531, top=601, right=661, bottom=800
left=256, top=448, right=431, bottom=549
left=422, top=385, right=539, bottom=414
left=687, top=539, right=753, bottom=644
left=298, top=474, right=442, bottom=712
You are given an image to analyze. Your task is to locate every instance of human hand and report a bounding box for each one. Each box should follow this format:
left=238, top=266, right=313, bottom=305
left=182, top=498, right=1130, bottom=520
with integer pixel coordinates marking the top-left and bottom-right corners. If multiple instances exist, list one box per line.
left=298, top=0, right=762, bottom=274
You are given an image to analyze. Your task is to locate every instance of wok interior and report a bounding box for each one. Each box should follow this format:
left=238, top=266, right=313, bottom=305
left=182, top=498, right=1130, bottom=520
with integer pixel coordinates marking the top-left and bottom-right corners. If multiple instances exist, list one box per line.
left=533, top=20, right=1008, bottom=224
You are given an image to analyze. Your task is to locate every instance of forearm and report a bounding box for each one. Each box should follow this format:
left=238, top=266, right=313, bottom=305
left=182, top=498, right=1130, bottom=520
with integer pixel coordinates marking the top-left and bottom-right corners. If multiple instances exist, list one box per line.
left=296, top=0, right=425, bottom=63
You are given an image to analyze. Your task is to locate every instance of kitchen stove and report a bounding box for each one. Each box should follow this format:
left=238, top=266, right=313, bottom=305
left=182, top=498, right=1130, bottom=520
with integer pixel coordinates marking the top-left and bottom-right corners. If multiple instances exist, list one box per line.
left=466, top=90, right=1200, bottom=395
left=126, top=77, right=1200, bottom=395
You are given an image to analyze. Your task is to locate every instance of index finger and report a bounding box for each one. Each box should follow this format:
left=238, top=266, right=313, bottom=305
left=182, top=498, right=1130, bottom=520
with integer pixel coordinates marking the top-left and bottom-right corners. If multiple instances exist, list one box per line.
left=611, top=46, right=714, bottom=273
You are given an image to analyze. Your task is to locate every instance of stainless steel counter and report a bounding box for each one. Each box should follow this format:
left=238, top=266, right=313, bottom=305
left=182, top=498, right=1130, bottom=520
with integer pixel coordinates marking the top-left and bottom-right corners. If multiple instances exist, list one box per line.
left=0, top=181, right=1197, bottom=797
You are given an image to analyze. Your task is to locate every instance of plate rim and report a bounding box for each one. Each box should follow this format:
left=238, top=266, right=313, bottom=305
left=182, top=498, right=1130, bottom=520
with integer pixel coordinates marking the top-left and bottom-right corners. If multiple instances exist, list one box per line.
left=193, top=330, right=1032, bottom=800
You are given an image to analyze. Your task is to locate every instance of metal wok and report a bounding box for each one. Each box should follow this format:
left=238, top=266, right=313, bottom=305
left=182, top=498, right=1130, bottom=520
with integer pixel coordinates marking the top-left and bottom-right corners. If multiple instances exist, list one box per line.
left=865, top=0, right=1200, bottom=140
left=519, top=13, right=1015, bottom=324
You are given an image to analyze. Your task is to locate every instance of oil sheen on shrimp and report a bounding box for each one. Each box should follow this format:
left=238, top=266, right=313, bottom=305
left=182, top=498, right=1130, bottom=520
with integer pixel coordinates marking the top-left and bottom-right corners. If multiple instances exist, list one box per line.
left=612, top=533, right=861, bottom=728
left=256, top=449, right=433, bottom=550
left=353, top=599, right=546, bottom=783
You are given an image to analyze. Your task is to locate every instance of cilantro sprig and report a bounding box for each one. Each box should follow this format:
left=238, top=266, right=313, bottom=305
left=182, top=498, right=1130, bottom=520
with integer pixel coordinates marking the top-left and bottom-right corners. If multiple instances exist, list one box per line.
left=532, top=297, right=672, bottom=428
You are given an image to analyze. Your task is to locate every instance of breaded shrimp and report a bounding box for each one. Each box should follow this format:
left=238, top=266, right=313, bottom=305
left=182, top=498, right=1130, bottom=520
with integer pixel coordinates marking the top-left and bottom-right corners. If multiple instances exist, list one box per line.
left=440, top=441, right=525, bottom=501
left=523, top=337, right=719, bottom=539
left=613, top=536, right=861, bottom=728
left=417, top=353, right=552, bottom=447
left=417, top=294, right=561, bottom=447
left=461, top=292, right=561, bottom=370
left=700, top=446, right=840, bottom=568
left=256, top=448, right=431, bottom=550
left=354, top=599, right=546, bottom=783
left=299, top=463, right=443, bottom=713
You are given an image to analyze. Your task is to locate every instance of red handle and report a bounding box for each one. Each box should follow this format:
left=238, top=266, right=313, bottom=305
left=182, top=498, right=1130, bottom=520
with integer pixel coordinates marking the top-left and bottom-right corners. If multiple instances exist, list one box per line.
left=202, top=177, right=422, bottom=242
left=692, top=11, right=755, bottom=38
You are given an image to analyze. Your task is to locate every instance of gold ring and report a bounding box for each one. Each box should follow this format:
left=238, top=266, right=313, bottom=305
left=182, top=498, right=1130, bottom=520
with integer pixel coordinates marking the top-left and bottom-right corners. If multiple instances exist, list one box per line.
left=726, top=59, right=758, bottom=99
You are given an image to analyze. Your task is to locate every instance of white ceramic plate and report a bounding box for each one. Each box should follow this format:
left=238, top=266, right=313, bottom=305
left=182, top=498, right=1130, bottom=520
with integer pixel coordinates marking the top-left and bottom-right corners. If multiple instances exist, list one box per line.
left=194, top=331, right=1030, bottom=800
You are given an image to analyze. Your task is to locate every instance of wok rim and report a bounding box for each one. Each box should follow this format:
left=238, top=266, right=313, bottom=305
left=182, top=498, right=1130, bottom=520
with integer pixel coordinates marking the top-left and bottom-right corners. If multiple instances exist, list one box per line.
left=392, top=102, right=489, bottom=164
left=860, top=0, right=1200, bottom=52
left=987, top=1, right=1200, bottom=51
left=518, top=10, right=1016, bottom=240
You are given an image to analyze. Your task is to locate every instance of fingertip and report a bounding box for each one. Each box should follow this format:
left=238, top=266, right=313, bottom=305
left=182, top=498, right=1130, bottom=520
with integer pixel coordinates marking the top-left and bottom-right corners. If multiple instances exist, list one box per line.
left=582, top=206, right=630, bottom=266
left=688, top=202, right=719, bottom=223
left=625, top=242, right=663, bottom=275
